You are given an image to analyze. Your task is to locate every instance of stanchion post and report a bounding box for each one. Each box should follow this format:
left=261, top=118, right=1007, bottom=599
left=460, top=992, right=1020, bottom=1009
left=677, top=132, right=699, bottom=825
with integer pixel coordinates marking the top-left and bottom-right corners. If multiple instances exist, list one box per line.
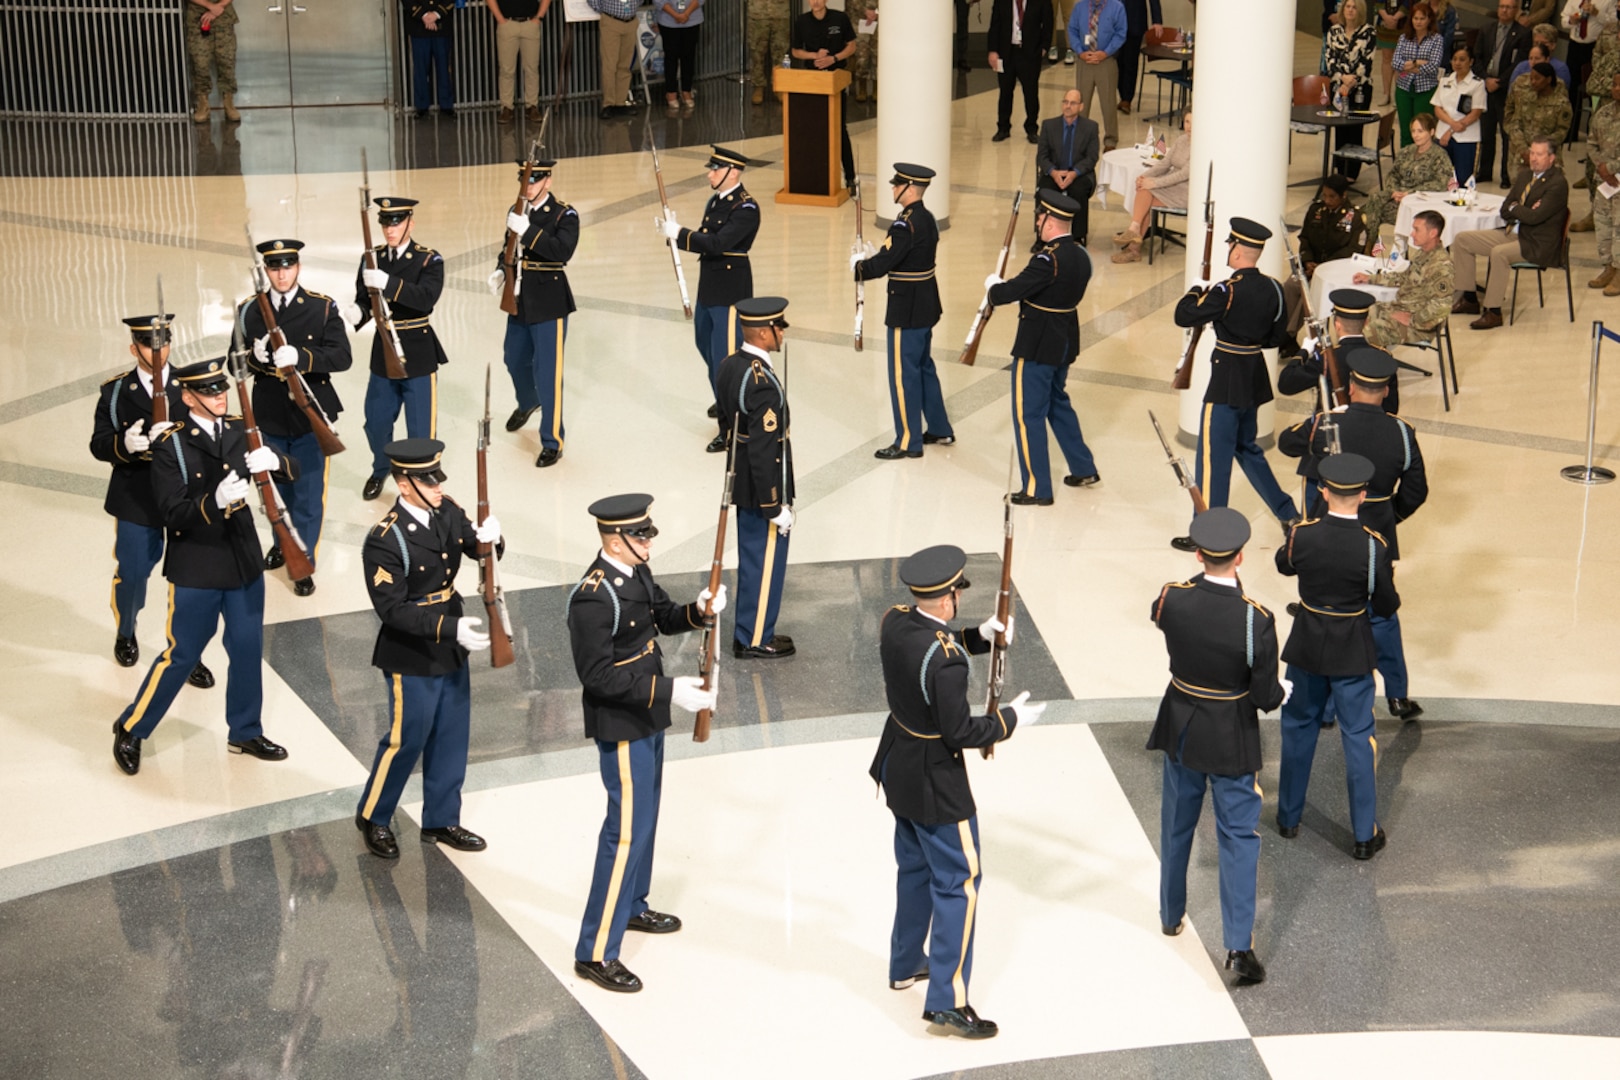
left=1562, top=320, right=1617, bottom=485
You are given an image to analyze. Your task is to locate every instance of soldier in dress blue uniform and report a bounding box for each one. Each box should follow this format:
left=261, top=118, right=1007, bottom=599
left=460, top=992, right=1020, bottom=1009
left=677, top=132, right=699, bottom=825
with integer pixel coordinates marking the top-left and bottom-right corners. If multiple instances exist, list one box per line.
left=355, top=438, right=501, bottom=860
left=1148, top=508, right=1289, bottom=987
left=566, top=494, right=721, bottom=993
left=111, top=359, right=297, bottom=775
left=656, top=145, right=760, bottom=452
left=489, top=159, right=579, bottom=468
left=852, top=163, right=956, bottom=459
left=1274, top=452, right=1400, bottom=861
left=1171, top=217, right=1300, bottom=552
left=91, top=314, right=213, bottom=689
left=869, top=545, right=1041, bottom=1040
left=239, top=239, right=352, bottom=596
left=1277, top=288, right=1403, bottom=419
left=716, top=297, right=796, bottom=659
left=985, top=189, right=1099, bottom=505
left=1279, top=348, right=1428, bottom=721
left=345, top=197, right=448, bottom=500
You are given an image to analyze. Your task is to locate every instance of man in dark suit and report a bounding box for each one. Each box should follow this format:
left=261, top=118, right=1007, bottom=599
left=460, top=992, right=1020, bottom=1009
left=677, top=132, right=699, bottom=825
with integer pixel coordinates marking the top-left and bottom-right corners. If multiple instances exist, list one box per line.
left=1450, top=134, right=1569, bottom=329
left=1474, top=0, right=1533, bottom=185
left=1035, top=88, right=1100, bottom=243
left=987, top=0, right=1053, bottom=143
left=1115, top=0, right=1161, bottom=115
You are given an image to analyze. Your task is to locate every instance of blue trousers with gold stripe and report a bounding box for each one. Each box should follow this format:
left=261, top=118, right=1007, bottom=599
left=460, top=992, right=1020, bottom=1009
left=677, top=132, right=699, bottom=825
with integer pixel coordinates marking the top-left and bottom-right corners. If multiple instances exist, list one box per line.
left=1193, top=403, right=1297, bottom=525
left=694, top=303, right=740, bottom=397
left=1371, top=612, right=1408, bottom=699
left=357, top=666, right=471, bottom=830
left=1012, top=359, right=1095, bottom=499
left=1277, top=666, right=1379, bottom=842
left=115, top=578, right=265, bottom=742
left=111, top=520, right=164, bottom=638
left=890, top=813, right=982, bottom=1013
left=262, top=431, right=327, bottom=569
left=734, top=506, right=789, bottom=648
left=364, top=372, right=436, bottom=480
left=887, top=326, right=953, bottom=453
left=1159, top=752, right=1262, bottom=951
left=577, top=731, right=664, bottom=963
left=503, top=315, right=568, bottom=452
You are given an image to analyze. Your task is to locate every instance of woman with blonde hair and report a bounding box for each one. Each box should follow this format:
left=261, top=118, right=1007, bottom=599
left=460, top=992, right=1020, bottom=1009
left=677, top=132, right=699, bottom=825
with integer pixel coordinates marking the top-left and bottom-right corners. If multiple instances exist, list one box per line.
left=1325, top=0, right=1379, bottom=178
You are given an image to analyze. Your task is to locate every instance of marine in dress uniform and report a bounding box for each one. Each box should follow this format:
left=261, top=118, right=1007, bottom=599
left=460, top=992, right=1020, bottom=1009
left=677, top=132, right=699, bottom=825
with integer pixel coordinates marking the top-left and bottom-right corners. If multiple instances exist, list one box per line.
left=1280, top=348, right=1428, bottom=721
left=355, top=439, right=499, bottom=860
left=986, top=189, right=1099, bottom=504
left=90, top=314, right=212, bottom=689
left=1147, top=508, right=1287, bottom=986
left=111, top=359, right=297, bottom=775
left=868, top=545, right=1040, bottom=1040
left=1171, top=217, right=1301, bottom=551
left=240, top=238, right=353, bottom=596
left=566, top=494, right=721, bottom=994
left=1274, top=453, right=1400, bottom=860
left=658, top=145, right=760, bottom=451
left=853, top=163, right=956, bottom=460
left=715, top=298, right=796, bottom=658
left=346, top=197, right=448, bottom=499
left=490, top=158, right=579, bottom=468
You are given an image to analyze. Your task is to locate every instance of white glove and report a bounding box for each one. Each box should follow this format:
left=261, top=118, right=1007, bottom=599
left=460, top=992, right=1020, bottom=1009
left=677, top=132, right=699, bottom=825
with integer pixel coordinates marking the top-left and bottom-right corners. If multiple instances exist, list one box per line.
left=214, top=469, right=250, bottom=509
left=978, top=615, right=1014, bottom=645
left=343, top=302, right=365, bottom=329
left=273, top=344, right=298, bottom=370
left=1300, top=335, right=1319, bottom=356
left=698, top=583, right=728, bottom=615
left=456, top=616, right=491, bottom=652
left=147, top=421, right=178, bottom=440
left=857, top=240, right=876, bottom=259
left=474, top=515, right=502, bottom=545
left=849, top=250, right=865, bottom=271
left=507, top=210, right=529, bottom=235
left=771, top=506, right=794, bottom=535
left=1280, top=677, right=1295, bottom=706
left=1330, top=403, right=1350, bottom=414
left=362, top=267, right=390, bottom=290
left=245, top=445, right=280, bottom=475
left=1007, top=689, right=1047, bottom=728
left=252, top=335, right=270, bottom=365
left=656, top=216, right=682, bottom=240
left=487, top=268, right=506, bottom=297
left=670, top=674, right=718, bottom=713
left=122, top=419, right=150, bottom=455
left=983, top=272, right=1004, bottom=291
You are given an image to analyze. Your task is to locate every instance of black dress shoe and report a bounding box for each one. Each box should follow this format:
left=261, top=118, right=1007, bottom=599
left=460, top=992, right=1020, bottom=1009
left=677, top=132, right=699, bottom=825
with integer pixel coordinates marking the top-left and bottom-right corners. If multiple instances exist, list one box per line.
left=356, top=814, right=399, bottom=859
left=922, top=433, right=955, bottom=445
left=112, top=719, right=141, bottom=775
left=363, top=474, right=386, bottom=500
left=733, top=636, right=796, bottom=659
left=1170, top=535, right=1197, bottom=552
left=535, top=447, right=562, bottom=468
left=626, top=909, right=682, bottom=933
left=889, top=960, right=930, bottom=989
left=421, top=825, right=487, bottom=851
left=1352, top=824, right=1387, bottom=861
left=991, top=131, right=1011, bottom=142
left=600, top=107, right=618, bottom=120
left=1321, top=719, right=1336, bottom=730
left=294, top=577, right=316, bottom=597
left=575, top=958, right=643, bottom=993
left=705, top=434, right=728, bottom=453
left=874, top=445, right=922, bottom=460
left=263, top=545, right=285, bottom=570
left=1162, top=918, right=1184, bottom=936
left=1009, top=493, right=1054, bottom=506
left=188, top=663, right=215, bottom=689
left=1063, top=473, right=1100, bottom=487
left=114, top=636, right=139, bottom=667
left=505, top=405, right=539, bottom=432
left=1225, top=949, right=1267, bottom=984
left=707, top=402, right=720, bottom=419
left=1388, top=697, right=1423, bottom=720
left=228, top=735, right=288, bottom=761
left=1277, top=822, right=1299, bottom=839
left=924, top=1004, right=998, bottom=1039
left=1026, top=132, right=1039, bottom=144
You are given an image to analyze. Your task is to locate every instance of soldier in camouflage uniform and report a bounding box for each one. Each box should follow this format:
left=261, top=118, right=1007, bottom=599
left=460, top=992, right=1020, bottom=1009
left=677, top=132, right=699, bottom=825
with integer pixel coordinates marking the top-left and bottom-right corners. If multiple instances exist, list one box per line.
left=1587, top=73, right=1620, bottom=294
left=1358, top=208, right=1454, bottom=349
left=749, top=0, right=793, bottom=106
left=1504, top=62, right=1572, bottom=172
left=185, top=0, right=240, bottom=124
left=851, top=0, right=879, bottom=102
left=1361, top=114, right=1458, bottom=231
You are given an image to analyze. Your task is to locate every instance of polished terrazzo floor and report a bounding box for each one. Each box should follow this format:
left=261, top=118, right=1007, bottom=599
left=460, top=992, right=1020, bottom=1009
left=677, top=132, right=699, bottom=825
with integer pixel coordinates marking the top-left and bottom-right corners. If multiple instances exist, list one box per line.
left=3, top=28, right=1620, bottom=1080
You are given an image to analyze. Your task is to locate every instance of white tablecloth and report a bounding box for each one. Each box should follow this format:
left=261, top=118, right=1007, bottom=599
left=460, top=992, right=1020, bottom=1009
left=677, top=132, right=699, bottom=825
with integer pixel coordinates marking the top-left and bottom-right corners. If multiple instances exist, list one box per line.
left=1094, top=146, right=1154, bottom=208
left=1394, top=190, right=1505, bottom=247
left=1308, top=256, right=1401, bottom=318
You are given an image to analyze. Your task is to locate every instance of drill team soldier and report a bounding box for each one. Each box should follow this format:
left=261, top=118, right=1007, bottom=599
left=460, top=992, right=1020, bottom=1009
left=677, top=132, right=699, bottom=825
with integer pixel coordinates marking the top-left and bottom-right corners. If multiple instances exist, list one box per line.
left=355, top=438, right=501, bottom=860
left=240, top=239, right=353, bottom=596
left=346, top=197, right=448, bottom=501
left=111, top=359, right=297, bottom=775
left=869, top=544, right=1043, bottom=1040
left=1280, top=288, right=1403, bottom=418
left=1148, top=508, right=1289, bottom=987
left=489, top=159, right=579, bottom=468
left=566, top=494, right=722, bottom=994
left=853, top=163, right=957, bottom=460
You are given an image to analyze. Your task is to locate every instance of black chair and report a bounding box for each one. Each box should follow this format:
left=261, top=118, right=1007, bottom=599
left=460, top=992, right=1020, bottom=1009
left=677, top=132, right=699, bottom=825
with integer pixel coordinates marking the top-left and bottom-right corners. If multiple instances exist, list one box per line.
left=1332, top=110, right=1397, bottom=191
left=1508, top=209, right=1575, bottom=325
left=1146, top=206, right=1187, bottom=264
left=1396, top=318, right=1460, bottom=412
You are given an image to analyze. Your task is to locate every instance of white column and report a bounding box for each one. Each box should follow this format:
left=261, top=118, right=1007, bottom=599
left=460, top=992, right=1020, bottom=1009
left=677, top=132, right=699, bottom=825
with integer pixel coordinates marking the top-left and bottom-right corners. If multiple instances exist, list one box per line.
left=1176, top=0, right=1294, bottom=438
left=874, top=0, right=952, bottom=226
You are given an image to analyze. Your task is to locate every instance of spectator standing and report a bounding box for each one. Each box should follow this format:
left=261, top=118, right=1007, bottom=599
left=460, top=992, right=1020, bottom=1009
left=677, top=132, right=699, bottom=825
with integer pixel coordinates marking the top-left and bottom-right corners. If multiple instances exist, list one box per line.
left=186, top=0, right=240, bottom=124
left=1475, top=0, right=1533, bottom=185
left=589, top=0, right=639, bottom=118
left=1373, top=0, right=1410, bottom=106
left=1068, top=0, right=1127, bottom=151
left=1429, top=0, right=1458, bottom=57
left=1508, top=33, right=1571, bottom=87
left=792, top=0, right=857, bottom=188
left=1585, top=71, right=1620, bottom=292
left=1049, top=0, right=1078, bottom=65
left=989, top=0, right=1054, bottom=144
left=748, top=0, right=793, bottom=107
left=403, top=1, right=455, bottom=119
left=489, top=0, right=546, bottom=126
left=1115, top=0, right=1162, bottom=116
left=852, top=0, right=879, bottom=101
left=1393, top=3, right=1445, bottom=145
left=657, top=0, right=703, bottom=110
left=1564, top=1, right=1617, bottom=141
left=1324, top=0, right=1379, bottom=179
left=1431, top=44, right=1486, bottom=182
left=1519, top=0, right=1557, bottom=27
left=1504, top=62, right=1573, bottom=171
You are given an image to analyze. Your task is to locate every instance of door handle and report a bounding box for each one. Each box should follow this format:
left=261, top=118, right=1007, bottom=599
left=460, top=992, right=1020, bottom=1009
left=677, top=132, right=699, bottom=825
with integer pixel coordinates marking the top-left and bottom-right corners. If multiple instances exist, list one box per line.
left=292, top=3, right=306, bottom=9
left=267, top=2, right=282, bottom=10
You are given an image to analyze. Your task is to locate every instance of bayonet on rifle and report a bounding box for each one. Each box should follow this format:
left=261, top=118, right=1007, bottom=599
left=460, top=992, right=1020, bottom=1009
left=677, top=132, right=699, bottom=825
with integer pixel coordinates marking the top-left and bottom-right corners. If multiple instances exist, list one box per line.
left=1149, top=409, right=1208, bottom=514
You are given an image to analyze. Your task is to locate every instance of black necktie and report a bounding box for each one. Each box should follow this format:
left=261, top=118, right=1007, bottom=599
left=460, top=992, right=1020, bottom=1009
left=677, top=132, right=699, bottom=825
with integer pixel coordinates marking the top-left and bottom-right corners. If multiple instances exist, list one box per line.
left=214, top=421, right=223, bottom=444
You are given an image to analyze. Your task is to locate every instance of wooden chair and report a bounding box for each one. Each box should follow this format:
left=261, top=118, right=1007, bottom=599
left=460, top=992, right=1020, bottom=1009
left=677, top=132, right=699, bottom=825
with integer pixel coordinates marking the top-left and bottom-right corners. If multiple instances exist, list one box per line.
left=1508, top=209, right=1575, bottom=324
left=1334, top=110, right=1397, bottom=189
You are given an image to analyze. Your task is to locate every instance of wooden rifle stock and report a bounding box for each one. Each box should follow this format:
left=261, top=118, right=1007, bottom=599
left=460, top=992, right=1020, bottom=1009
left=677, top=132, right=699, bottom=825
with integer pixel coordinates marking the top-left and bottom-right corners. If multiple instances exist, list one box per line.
left=962, top=187, right=1023, bottom=367
left=981, top=485, right=1015, bottom=760
left=500, top=144, right=538, bottom=317
left=477, top=365, right=516, bottom=668
left=694, top=426, right=738, bottom=741
left=231, top=337, right=315, bottom=583
left=1172, top=163, right=1216, bottom=390
left=1149, top=409, right=1208, bottom=515
left=150, top=277, right=169, bottom=429
left=359, top=151, right=409, bottom=380
left=853, top=168, right=866, bottom=352
left=1278, top=216, right=1349, bottom=408
left=248, top=257, right=346, bottom=457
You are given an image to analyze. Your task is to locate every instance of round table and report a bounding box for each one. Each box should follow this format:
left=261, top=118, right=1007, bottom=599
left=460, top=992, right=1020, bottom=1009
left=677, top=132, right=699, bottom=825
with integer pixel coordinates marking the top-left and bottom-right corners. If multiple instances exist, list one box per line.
left=1394, top=190, right=1505, bottom=246
left=1140, top=41, right=1194, bottom=121
left=1308, top=257, right=1400, bottom=318
left=1289, top=105, right=1380, bottom=186
left=1095, top=146, right=1153, bottom=208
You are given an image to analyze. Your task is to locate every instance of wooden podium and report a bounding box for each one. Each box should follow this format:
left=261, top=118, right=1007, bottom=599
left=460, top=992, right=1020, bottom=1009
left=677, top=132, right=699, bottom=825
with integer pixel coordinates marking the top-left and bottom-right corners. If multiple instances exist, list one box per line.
left=773, top=68, right=852, bottom=207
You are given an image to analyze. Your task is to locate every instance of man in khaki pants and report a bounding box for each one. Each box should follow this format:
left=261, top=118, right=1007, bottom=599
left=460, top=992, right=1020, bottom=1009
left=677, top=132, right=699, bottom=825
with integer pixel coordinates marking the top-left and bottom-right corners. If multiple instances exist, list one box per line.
left=1450, top=135, right=1569, bottom=330
left=490, top=0, right=547, bottom=125
left=1066, top=0, right=1125, bottom=150
left=589, top=0, right=640, bottom=118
